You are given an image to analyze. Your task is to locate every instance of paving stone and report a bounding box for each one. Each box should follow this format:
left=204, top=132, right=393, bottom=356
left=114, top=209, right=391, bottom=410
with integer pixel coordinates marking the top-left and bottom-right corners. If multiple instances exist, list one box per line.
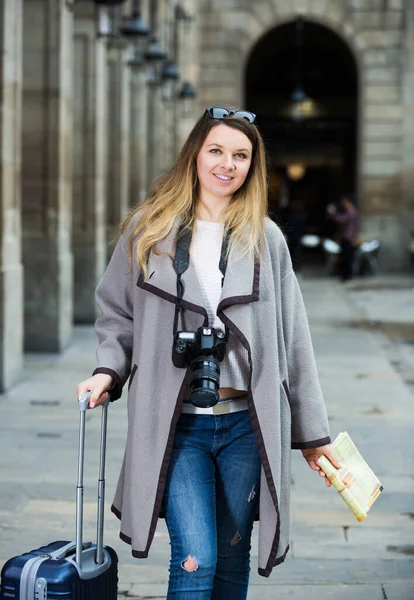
left=1, top=277, right=413, bottom=596
left=128, top=584, right=167, bottom=597
left=383, top=582, right=414, bottom=600
left=249, top=557, right=414, bottom=585
left=246, top=584, right=385, bottom=599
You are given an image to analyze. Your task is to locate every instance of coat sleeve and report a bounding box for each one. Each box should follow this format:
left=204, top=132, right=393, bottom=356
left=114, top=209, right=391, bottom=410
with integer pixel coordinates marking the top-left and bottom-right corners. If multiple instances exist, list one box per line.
left=92, top=235, right=135, bottom=400
left=280, top=269, right=331, bottom=449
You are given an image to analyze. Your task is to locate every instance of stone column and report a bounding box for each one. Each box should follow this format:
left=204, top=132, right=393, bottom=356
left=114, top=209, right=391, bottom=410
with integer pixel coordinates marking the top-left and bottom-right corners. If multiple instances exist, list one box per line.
left=106, top=45, right=131, bottom=253
left=146, top=83, right=161, bottom=186
left=146, top=0, right=165, bottom=186
left=129, top=67, right=149, bottom=206
left=0, top=0, right=23, bottom=390
left=160, top=2, right=177, bottom=172
left=146, top=73, right=165, bottom=184
left=176, top=0, right=199, bottom=150
left=73, top=4, right=108, bottom=322
left=402, top=2, right=414, bottom=263
left=162, top=102, right=176, bottom=171
left=21, top=0, right=74, bottom=351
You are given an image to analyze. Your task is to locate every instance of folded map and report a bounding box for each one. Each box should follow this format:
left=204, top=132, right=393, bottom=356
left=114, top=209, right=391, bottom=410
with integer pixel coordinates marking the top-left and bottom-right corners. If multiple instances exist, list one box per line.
left=317, top=431, right=383, bottom=522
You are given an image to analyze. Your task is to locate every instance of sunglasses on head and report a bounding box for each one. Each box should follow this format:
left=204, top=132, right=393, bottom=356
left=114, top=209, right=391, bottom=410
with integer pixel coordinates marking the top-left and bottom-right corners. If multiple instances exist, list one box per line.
left=205, top=106, right=256, bottom=124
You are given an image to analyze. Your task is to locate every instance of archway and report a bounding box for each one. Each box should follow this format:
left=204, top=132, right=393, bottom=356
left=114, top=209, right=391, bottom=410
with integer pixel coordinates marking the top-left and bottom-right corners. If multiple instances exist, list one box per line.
left=245, top=18, right=358, bottom=264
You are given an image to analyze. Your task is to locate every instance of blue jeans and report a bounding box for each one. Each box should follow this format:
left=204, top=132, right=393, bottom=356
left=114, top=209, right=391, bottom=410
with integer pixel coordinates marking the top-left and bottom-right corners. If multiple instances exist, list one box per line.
left=163, top=410, right=261, bottom=600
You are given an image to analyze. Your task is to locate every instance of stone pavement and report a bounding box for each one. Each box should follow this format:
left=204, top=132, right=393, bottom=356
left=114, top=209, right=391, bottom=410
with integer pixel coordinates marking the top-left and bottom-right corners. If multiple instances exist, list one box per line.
left=0, top=275, right=413, bottom=600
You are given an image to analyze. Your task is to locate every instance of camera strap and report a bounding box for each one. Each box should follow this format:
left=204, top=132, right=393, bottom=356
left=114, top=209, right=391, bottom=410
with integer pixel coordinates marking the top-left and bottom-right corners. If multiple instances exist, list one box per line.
left=172, top=226, right=231, bottom=335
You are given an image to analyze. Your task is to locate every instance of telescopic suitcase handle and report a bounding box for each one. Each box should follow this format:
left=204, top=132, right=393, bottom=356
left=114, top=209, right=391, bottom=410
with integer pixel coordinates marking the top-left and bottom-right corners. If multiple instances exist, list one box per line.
left=76, top=392, right=110, bottom=569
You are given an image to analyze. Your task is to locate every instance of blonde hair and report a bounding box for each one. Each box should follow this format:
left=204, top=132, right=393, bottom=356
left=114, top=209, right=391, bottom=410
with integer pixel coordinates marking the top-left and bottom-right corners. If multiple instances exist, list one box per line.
left=121, top=110, right=269, bottom=277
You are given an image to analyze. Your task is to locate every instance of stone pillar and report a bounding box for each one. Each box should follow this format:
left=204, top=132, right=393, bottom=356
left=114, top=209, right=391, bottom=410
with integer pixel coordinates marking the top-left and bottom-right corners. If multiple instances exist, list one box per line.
left=128, top=0, right=150, bottom=205
left=0, top=0, right=23, bottom=390
left=73, top=4, right=108, bottom=322
left=159, top=2, right=177, bottom=172
left=402, top=2, right=414, bottom=263
left=146, top=0, right=165, bottom=186
left=106, top=45, right=131, bottom=252
left=146, top=83, right=162, bottom=186
left=176, top=0, right=199, bottom=150
left=129, top=67, right=149, bottom=206
left=22, top=0, right=74, bottom=351
left=158, top=87, right=177, bottom=172
left=146, top=74, right=166, bottom=184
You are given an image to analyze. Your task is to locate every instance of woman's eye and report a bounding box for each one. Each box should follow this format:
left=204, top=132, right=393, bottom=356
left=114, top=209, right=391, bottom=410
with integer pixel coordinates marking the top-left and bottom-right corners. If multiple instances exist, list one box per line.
left=235, top=153, right=247, bottom=159
left=210, top=148, right=220, bottom=154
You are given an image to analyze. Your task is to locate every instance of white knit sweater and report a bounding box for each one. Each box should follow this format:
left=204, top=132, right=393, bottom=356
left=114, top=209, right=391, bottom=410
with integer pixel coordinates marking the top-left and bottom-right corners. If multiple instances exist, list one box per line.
left=189, top=220, right=249, bottom=394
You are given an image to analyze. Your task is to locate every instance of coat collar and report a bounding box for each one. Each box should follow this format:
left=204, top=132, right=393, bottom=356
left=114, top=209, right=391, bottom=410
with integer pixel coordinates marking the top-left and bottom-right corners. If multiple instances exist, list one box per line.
left=137, top=218, right=260, bottom=313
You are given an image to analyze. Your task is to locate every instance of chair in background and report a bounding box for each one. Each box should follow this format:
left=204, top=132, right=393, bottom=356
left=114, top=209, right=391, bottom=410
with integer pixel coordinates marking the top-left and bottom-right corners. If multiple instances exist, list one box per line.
left=300, top=234, right=321, bottom=249
left=322, top=238, right=341, bottom=275
left=353, top=239, right=381, bottom=276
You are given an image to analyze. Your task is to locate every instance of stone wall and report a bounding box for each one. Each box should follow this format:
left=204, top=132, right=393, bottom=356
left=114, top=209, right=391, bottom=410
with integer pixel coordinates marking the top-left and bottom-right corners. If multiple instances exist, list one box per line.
left=198, top=0, right=408, bottom=269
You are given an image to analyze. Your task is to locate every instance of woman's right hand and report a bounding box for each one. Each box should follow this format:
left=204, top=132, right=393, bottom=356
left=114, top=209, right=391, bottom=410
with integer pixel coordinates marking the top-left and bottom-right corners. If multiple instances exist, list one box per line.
left=76, top=373, right=114, bottom=409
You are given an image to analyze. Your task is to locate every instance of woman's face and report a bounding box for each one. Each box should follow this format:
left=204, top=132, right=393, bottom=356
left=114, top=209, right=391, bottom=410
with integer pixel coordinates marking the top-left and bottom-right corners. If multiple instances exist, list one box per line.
left=196, top=123, right=253, bottom=203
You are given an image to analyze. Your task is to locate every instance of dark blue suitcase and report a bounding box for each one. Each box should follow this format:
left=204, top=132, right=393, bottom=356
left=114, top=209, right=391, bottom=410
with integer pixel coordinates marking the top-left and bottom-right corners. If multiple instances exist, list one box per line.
left=0, top=394, right=118, bottom=600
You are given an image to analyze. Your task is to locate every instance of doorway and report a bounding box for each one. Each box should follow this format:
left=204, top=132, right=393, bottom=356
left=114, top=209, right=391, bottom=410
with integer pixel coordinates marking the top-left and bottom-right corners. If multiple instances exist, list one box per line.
left=245, top=18, right=358, bottom=264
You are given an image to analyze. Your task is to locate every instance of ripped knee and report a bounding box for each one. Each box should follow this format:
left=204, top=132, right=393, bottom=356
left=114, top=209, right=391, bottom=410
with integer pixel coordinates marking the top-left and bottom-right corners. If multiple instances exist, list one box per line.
left=181, top=555, right=198, bottom=572
left=231, top=530, right=241, bottom=546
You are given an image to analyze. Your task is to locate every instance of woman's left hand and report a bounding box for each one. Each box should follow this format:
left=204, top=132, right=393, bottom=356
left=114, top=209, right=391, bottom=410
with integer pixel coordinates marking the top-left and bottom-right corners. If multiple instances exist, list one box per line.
left=301, top=444, right=341, bottom=487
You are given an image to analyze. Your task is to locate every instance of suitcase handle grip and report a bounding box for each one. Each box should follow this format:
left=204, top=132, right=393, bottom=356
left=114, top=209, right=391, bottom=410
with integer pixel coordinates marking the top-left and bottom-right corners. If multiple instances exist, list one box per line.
left=76, top=392, right=110, bottom=569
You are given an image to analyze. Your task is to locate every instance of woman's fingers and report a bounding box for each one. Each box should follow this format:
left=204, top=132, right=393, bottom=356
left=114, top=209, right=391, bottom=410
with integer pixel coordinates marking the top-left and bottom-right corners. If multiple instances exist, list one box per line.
left=76, top=373, right=113, bottom=409
left=324, top=447, right=341, bottom=470
left=89, top=391, right=109, bottom=409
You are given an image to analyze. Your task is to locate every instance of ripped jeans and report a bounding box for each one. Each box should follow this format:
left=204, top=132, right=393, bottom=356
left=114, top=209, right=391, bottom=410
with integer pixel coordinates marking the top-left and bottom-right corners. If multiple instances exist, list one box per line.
left=163, top=410, right=261, bottom=600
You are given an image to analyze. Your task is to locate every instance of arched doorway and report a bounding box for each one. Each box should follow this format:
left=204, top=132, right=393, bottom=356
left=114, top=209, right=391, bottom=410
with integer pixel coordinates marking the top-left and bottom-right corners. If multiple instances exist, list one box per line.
left=245, top=18, right=358, bottom=264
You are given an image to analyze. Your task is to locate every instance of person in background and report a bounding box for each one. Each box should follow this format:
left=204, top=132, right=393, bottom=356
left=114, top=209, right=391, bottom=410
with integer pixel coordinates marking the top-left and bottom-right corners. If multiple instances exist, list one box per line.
left=327, top=195, right=358, bottom=282
left=409, top=227, right=414, bottom=268
left=285, top=199, right=307, bottom=274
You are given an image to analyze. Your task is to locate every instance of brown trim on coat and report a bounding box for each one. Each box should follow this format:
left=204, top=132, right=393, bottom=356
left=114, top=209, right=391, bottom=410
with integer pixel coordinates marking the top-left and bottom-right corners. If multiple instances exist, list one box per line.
left=141, top=373, right=190, bottom=556
left=137, top=273, right=208, bottom=322
left=282, top=377, right=331, bottom=451
left=111, top=504, right=122, bottom=520
left=217, top=305, right=286, bottom=578
left=258, top=544, right=290, bottom=577
left=113, top=510, right=161, bottom=559
left=111, top=507, right=149, bottom=559
left=120, top=532, right=148, bottom=559
left=92, top=367, right=123, bottom=400
left=216, top=257, right=260, bottom=312
left=291, top=436, right=331, bottom=450
left=112, top=371, right=191, bottom=560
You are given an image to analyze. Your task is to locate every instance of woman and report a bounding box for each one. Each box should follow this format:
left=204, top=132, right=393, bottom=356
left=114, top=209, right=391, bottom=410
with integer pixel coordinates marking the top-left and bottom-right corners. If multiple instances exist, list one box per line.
left=77, top=107, right=339, bottom=599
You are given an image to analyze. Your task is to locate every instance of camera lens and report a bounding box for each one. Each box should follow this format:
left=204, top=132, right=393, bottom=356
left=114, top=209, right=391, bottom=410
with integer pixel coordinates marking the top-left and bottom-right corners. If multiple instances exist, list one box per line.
left=189, top=357, right=220, bottom=408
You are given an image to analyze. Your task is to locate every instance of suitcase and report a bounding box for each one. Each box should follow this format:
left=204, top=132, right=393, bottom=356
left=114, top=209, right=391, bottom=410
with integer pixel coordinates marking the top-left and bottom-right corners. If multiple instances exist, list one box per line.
left=0, top=393, right=118, bottom=600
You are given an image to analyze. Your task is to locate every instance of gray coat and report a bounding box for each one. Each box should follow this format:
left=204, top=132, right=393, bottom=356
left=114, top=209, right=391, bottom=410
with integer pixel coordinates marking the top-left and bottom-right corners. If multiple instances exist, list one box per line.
left=94, top=216, right=330, bottom=577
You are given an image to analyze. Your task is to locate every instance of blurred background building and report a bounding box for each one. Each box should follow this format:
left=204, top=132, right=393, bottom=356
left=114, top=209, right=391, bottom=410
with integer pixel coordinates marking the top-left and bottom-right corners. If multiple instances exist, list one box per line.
left=0, top=0, right=412, bottom=391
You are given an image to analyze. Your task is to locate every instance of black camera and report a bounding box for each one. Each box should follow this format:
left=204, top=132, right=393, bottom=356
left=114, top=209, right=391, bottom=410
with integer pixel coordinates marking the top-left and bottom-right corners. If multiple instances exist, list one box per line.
left=172, top=327, right=227, bottom=408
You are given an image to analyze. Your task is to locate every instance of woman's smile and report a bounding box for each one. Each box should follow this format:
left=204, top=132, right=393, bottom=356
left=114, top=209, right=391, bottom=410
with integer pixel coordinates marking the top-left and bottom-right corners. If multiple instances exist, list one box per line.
left=213, top=173, right=234, bottom=182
